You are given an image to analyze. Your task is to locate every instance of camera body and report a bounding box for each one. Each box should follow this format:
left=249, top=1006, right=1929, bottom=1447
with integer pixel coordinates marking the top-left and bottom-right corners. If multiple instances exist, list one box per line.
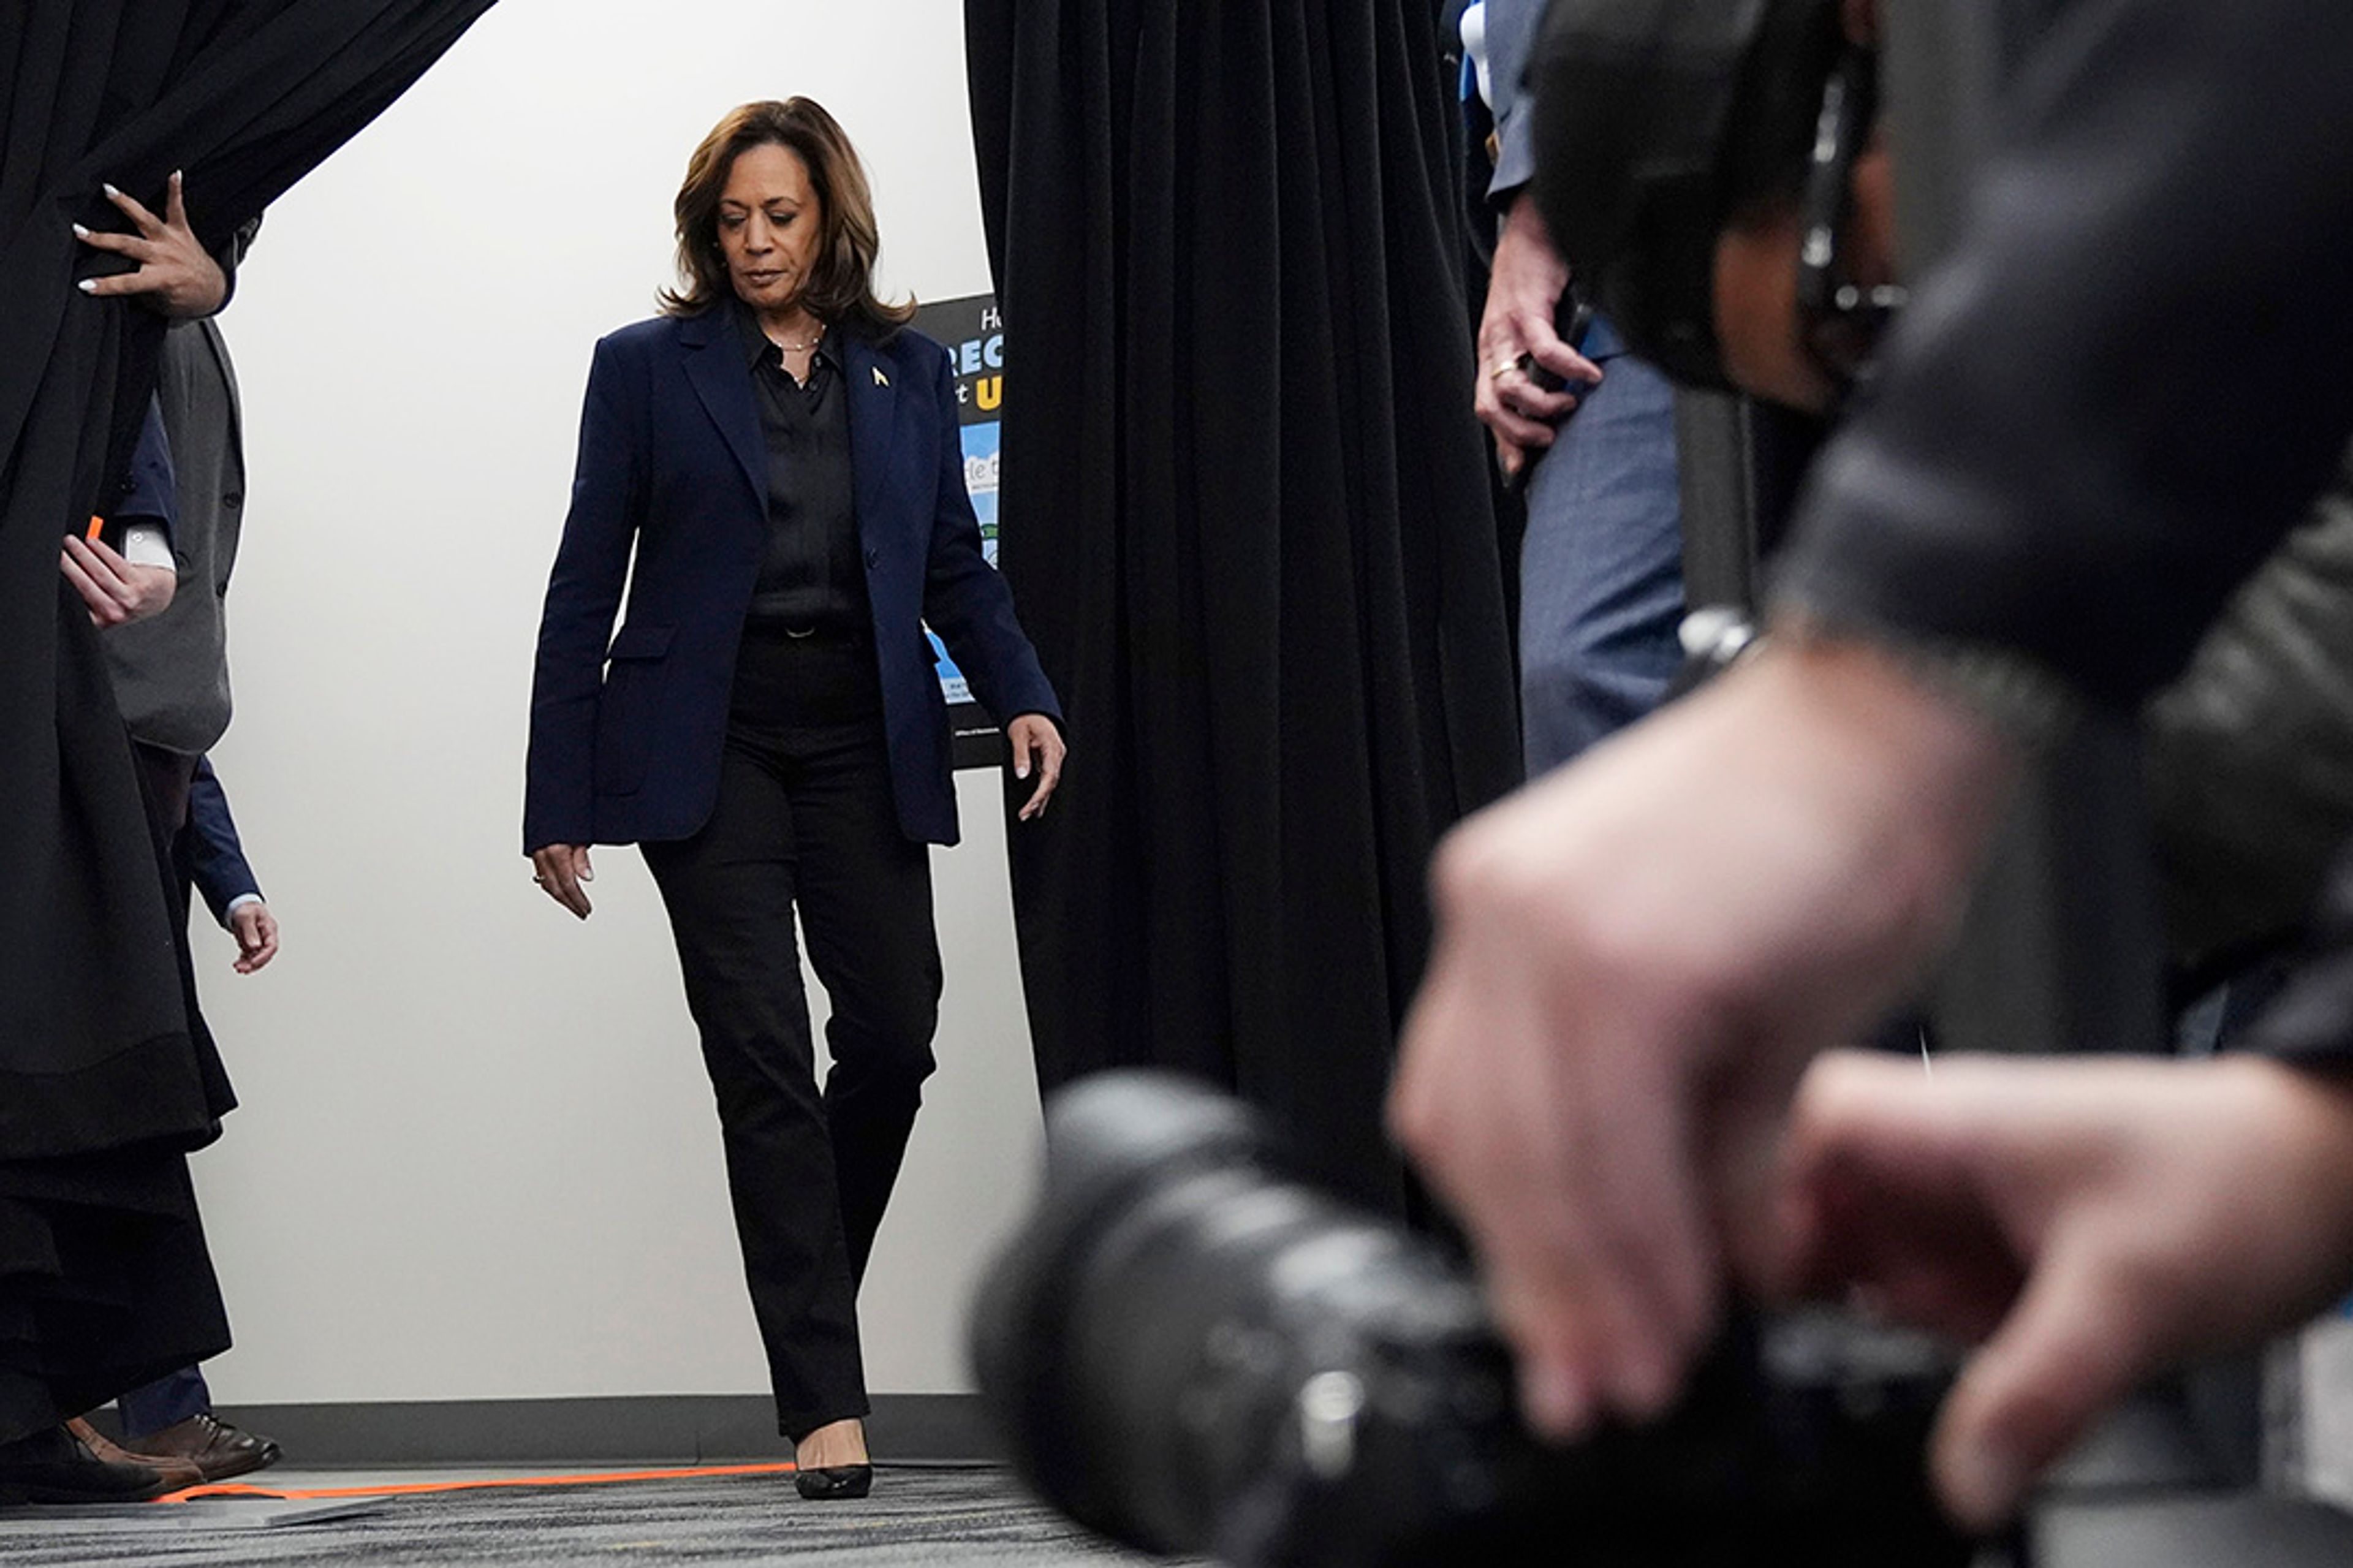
left=971, top=1071, right=1979, bottom=1567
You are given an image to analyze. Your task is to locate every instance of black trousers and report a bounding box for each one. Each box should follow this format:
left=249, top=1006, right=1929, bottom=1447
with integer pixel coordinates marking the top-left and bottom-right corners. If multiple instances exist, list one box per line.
left=642, top=627, right=942, bottom=1441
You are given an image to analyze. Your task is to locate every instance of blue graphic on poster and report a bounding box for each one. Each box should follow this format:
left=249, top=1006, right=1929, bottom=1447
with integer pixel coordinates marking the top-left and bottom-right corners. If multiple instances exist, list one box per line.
left=925, top=419, right=1002, bottom=708
left=911, top=293, right=1007, bottom=767
left=964, top=421, right=1001, bottom=564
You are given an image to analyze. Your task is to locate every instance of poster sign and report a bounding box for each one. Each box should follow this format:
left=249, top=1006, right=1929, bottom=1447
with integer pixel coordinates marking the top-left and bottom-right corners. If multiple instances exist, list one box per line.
left=909, top=292, right=1008, bottom=769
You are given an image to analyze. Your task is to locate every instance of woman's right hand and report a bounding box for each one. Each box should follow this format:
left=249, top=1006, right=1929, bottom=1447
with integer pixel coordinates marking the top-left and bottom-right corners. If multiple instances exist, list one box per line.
left=529, top=844, right=595, bottom=919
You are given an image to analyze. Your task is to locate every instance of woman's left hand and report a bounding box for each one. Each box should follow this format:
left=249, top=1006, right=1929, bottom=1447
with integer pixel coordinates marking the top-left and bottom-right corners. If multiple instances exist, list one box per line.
left=1008, top=714, right=1066, bottom=820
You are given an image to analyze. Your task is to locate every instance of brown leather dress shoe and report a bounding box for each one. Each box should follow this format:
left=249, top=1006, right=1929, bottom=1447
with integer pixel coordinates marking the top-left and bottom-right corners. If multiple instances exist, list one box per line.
left=0, top=1423, right=171, bottom=1506
left=119, top=1413, right=282, bottom=1483
left=65, top=1418, right=202, bottom=1491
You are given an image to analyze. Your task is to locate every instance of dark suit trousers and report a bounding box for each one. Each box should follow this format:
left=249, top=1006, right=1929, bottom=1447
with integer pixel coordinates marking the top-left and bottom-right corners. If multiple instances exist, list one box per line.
left=642, top=627, right=942, bottom=1441
left=117, top=1363, right=210, bottom=1436
left=119, top=744, right=220, bottom=1433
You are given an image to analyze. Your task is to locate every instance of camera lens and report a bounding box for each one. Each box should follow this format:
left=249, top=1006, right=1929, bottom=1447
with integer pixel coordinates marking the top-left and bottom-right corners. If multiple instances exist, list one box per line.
left=971, top=1071, right=1977, bottom=1567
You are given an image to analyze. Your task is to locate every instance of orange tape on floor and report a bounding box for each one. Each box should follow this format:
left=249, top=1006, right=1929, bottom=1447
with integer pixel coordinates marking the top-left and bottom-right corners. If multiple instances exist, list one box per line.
left=156, top=1461, right=798, bottom=1504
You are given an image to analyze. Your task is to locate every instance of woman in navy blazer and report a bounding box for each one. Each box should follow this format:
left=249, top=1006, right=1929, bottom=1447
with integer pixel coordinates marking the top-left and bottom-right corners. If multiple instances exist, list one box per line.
left=524, top=99, right=1063, bottom=1498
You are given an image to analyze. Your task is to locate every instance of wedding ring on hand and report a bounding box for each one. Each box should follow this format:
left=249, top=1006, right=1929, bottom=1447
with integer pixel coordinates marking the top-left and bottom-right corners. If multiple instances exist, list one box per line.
left=1490, top=358, right=1520, bottom=381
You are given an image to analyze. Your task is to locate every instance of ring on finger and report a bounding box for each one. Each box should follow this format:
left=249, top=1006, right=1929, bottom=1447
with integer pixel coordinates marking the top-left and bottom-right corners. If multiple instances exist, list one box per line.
left=1490, top=358, right=1520, bottom=382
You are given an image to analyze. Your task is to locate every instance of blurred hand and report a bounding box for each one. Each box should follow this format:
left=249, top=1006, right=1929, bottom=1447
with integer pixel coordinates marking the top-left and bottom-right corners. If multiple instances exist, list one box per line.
left=1779, top=1050, right=2353, bottom=1529
left=1476, top=192, right=1603, bottom=479
left=61, top=533, right=176, bottom=625
left=229, top=901, right=280, bottom=974
left=74, top=172, right=228, bottom=318
left=1009, top=714, right=1066, bottom=821
left=1390, top=637, right=2018, bottom=1439
left=530, top=843, right=594, bottom=919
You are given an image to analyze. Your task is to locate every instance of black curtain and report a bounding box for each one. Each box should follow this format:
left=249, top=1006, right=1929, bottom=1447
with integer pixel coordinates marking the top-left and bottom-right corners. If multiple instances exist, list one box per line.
left=0, top=0, right=494, bottom=1441
left=966, top=0, right=1520, bottom=1211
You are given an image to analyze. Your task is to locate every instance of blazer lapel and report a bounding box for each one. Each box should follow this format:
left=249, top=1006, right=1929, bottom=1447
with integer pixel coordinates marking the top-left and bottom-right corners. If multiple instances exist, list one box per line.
left=678, top=310, right=766, bottom=509
left=843, top=334, right=900, bottom=543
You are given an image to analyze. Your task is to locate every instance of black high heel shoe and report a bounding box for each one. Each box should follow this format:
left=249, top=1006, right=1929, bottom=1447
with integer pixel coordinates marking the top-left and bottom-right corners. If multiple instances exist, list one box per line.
left=794, top=1462, right=873, bottom=1501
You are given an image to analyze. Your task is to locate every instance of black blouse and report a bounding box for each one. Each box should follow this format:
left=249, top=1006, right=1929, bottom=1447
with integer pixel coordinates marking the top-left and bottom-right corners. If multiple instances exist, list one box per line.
left=732, top=301, right=867, bottom=635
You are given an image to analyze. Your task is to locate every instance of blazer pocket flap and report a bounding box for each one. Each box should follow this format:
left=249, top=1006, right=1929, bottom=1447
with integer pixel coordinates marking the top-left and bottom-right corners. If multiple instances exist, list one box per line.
left=606, top=623, right=675, bottom=662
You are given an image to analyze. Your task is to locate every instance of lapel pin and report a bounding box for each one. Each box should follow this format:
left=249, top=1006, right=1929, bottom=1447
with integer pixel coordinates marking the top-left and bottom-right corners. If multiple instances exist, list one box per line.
left=873, top=366, right=890, bottom=387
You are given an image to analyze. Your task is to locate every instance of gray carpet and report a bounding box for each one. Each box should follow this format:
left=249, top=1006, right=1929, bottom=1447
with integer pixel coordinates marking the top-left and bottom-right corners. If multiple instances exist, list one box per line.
left=0, top=1465, right=1187, bottom=1566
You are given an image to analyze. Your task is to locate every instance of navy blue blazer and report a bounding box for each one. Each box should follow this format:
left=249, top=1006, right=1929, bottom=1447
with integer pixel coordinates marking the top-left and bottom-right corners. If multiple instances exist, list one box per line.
left=184, top=755, right=262, bottom=926
left=525, top=311, right=1059, bottom=852
left=111, top=395, right=177, bottom=538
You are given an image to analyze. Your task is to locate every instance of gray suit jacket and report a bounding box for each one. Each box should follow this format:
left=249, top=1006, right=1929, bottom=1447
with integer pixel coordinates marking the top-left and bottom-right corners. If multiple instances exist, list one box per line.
left=105, top=318, right=246, bottom=755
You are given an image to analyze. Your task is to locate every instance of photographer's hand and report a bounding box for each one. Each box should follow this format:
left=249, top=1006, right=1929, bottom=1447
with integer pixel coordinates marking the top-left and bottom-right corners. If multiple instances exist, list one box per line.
left=1779, top=1049, right=2353, bottom=1529
left=1390, top=636, right=2016, bottom=1438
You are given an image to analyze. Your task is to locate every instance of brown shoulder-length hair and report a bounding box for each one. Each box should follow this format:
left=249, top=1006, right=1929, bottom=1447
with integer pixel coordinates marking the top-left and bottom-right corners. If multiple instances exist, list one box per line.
left=659, top=98, right=914, bottom=335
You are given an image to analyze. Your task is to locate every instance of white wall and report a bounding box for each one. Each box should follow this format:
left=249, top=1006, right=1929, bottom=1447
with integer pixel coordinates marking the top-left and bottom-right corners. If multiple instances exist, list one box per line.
left=189, top=0, right=1046, bottom=1405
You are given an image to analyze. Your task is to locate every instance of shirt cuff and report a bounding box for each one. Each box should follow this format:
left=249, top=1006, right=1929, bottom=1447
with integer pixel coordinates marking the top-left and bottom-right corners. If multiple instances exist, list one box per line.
left=122, top=523, right=175, bottom=570
left=223, top=893, right=263, bottom=921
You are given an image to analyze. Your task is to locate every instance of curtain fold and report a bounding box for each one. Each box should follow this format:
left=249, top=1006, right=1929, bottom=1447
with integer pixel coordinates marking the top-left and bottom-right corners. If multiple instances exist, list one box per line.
left=0, top=0, right=494, bottom=1442
left=968, top=0, right=1518, bottom=1210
